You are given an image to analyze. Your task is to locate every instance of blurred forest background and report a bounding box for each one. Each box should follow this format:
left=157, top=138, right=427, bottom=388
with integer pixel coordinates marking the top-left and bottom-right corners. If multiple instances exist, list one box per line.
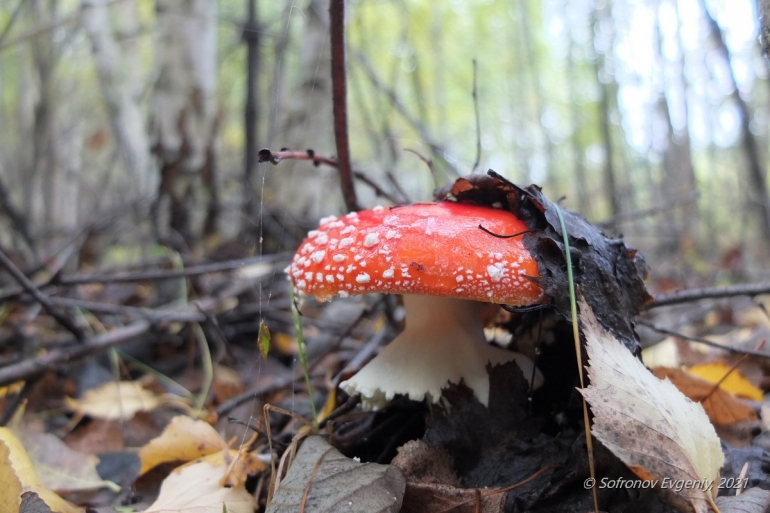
left=0, top=0, right=767, bottom=285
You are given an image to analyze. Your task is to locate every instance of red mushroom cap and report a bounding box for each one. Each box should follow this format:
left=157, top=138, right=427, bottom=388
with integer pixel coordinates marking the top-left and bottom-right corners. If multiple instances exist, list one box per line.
left=289, top=202, right=543, bottom=305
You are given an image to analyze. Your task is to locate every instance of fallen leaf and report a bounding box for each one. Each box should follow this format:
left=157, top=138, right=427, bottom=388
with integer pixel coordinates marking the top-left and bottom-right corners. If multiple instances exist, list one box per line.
left=652, top=367, right=757, bottom=426
left=687, top=362, right=764, bottom=401
left=180, top=448, right=266, bottom=488
left=400, top=482, right=504, bottom=513
left=65, top=381, right=161, bottom=421
left=64, top=419, right=124, bottom=454
left=266, top=436, right=405, bottom=513
left=393, top=440, right=506, bottom=513
left=143, top=459, right=256, bottom=513
left=14, top=428, right=119, bottom=493
left=273, top=332, right=298, bottom=356
left=138, top=416, right=228, bottom=475
left=212, top=365, right=244, bottom=404
left=0, top=428, right=83, bottom=513
left=579, top=299, right=724, bottom=513
left=715, top=487, right=770, bottom=513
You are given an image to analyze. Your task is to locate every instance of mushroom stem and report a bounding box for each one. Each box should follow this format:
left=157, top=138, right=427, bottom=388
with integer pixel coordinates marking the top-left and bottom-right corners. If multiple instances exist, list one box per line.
left=339, top=295, right=543, bottom=410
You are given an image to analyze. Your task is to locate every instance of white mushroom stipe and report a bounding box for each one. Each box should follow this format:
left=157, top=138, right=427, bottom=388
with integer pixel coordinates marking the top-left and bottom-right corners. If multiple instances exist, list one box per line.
left=339, top=295, right=543, bottom=410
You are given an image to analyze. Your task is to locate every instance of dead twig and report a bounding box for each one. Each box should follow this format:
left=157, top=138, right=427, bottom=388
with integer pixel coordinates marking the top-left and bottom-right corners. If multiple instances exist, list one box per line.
left=57, top=253, right=290, bottom=285
left=647, top=282, right=770, bottom=309
left=0, top=253, right=289, bottom=302
left=0, top=247, right=84, bottom=340
left=471, top=59, right=482, bottom=173
left=214, top=370, right=324, bottom=418
left=597, top=190, right=699, bottom=228
left=329, top=0, right=359, bottom=212
left=258, top=148, right=403, bottom=205
left=0, top=320, right=151, bottom=387
left=350, top=48, right=463, bottom=178
left=637, top=319, right=770, bottom=359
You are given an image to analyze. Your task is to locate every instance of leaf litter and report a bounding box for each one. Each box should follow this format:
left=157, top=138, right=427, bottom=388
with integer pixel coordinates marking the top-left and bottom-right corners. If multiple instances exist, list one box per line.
left=4, top=173, right=770, bottom=512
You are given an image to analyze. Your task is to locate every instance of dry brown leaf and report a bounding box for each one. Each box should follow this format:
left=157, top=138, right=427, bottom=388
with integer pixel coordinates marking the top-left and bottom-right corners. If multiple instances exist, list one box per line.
left=65, top=381, right=161, bottom=421
left=183, top=449, right=266, bottom=488
left=143, top=459, right=256, bottom=513
left=14, top=428, right=119, bottom=493
left=212, top=365, right=243, bottom=403
left=715, top=487, right=770, bottom=513
left=0, top=428, right=83, bottom=513
left=400, top=482, right=505, bottom=513
left=653, top=367, right=758, bottom=426
left=579, top=299, right=724, bottom=513
left=687, top=363, right=764, bottom=401
left=138, top=415, right=228, bottom=475
left=266, top=436, right=405, bottom=513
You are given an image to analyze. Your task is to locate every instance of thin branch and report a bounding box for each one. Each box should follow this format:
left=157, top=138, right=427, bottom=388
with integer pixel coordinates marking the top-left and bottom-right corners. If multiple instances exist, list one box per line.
left=471, top=59, right=481, bottom=173
left=760, top=0, right=770, bottom=59
left=258, top=148, right=403, bottom=204
left=403, top=148, right=439, bottom=189
left=329, top=0, right=359, bottom=212
left=352, top=172, right=403, bottom=204
left=0, top=247, right=84, bottom=339
left=0, top=320, right=151, bottom=387
left=637, top=319, right=770, bottom=359
left=57, top=253, right=290, bottom=285
left=0, top=253, right=290, bottom=302
left=0, top=174, right=35, bottom=252
left=43, top=297, right=208, bottom=323
left=0, top=0, right=25, bottom=54
left=350, top=48, right=462, bottom=177
left=213, top=372, right=324, bottom=418
left=646, top=282, right=770, bottom=309
left=596, top=190, right=698, bottom=228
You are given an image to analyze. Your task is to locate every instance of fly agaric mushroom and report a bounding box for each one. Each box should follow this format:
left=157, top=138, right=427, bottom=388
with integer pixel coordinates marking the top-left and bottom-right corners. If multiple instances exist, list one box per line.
left=288, top=202, right=545, bottom=409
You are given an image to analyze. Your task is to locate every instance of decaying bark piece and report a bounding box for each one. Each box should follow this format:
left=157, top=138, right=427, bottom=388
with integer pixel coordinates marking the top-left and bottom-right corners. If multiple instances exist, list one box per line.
left=435, top=170, right=651, bottom=355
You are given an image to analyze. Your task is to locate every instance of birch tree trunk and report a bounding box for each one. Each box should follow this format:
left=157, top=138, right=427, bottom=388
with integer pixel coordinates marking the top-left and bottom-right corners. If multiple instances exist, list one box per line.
left=268, top=0, right=339, bottom=218
left=151, top=0, right=219, bottom=251
left=81, top=0, right=155, bottom=200
left=26, top=0, right=78, bottom=251
left=700, top=0, right=770, bottom=255
left=591, top=5, right=620, bottom=224
left=652, top=0, right=698, bottom=258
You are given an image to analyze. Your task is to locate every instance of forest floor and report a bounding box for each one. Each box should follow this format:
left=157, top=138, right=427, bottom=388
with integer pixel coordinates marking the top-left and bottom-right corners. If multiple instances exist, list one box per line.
left=3, top=193, right=770, bottom=513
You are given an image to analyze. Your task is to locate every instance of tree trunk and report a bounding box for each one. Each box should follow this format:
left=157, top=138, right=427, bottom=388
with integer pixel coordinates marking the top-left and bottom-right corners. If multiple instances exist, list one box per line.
left=151, top=0, right=219, bottom=252
left=565, top=4, right=590, bottom=218
left=700, top=0, right=770, bottom=254
left=242, top=0, right=260, bottom=232
left=269, top=0, right=339, bottom=218
left=81, top=0, right=155, bottom=200
left=591, top=3, right=620, bottom=224
left=517, top=0, right=555, bottom=191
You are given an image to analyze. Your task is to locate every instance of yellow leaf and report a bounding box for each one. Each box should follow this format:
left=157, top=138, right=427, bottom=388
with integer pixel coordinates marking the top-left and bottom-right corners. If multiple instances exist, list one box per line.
left=138, top=416, right=227, bottom=475
left=12, top=428, right=119, bottom=493
left=653, top=367, right=757, bottom=426
left=273, top=332, right=298, bottom=355
left=687, top=362, right=764, bottom=401
left=185, top=448, right=266, bottom=488
left=143, top=459, right=256, bottom=513
left=0, top=428, right=83, bottom=513
left=65, top=381, right=161, bottom=421
left=0, top=382, right=24, bottom=401
left=579, top=298, right=724, bottom=513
